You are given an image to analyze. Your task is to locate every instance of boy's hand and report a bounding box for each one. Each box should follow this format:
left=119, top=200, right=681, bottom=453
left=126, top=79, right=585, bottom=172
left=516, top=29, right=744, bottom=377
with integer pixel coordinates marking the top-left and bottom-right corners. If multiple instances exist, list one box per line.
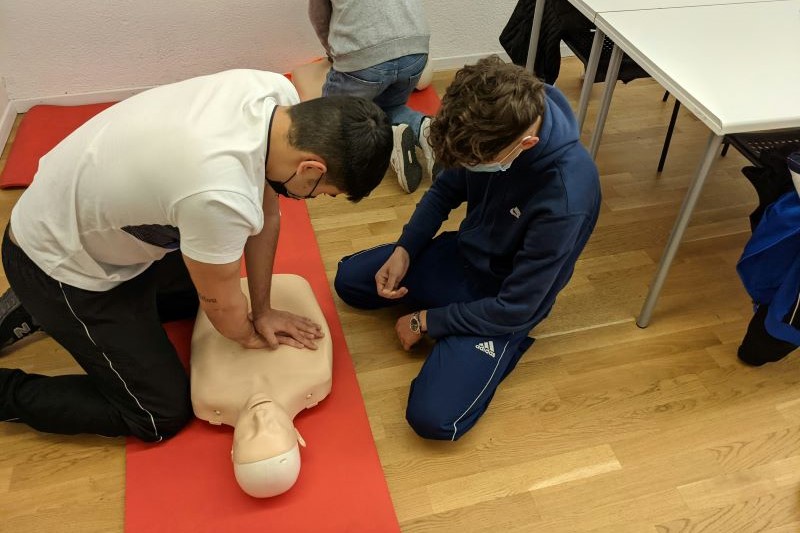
left=375, top=247, right=410, bottom=299
left=395, top=312, right=424, bottom=351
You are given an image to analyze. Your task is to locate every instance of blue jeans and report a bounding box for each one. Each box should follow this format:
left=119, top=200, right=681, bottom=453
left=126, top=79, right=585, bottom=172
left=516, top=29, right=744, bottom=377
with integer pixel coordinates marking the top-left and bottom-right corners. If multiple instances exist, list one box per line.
left=334, top=233, right=535, bottom=440
left=323, top=53, right=427, bottom=143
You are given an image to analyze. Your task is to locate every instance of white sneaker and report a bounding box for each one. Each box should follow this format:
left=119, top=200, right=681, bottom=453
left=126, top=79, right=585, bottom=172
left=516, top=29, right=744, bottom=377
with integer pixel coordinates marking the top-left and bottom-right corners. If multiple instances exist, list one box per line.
left=419, top=117, right=443, bottom=181
left=390, top=124, right=423, bottom=193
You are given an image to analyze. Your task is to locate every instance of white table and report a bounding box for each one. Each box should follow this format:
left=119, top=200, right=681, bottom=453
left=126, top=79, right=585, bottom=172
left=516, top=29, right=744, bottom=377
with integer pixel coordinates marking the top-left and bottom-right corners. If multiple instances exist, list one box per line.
left=526, top=0, right=789, bottom=132
left=584, top=1, right=800, bottom=326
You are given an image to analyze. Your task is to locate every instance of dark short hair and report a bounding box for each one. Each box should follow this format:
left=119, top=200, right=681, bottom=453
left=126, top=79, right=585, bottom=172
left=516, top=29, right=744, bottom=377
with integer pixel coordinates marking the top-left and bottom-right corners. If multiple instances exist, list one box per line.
left=429, top=55, right=546, bottom=168
left=287, top=96, right=392, bottom=202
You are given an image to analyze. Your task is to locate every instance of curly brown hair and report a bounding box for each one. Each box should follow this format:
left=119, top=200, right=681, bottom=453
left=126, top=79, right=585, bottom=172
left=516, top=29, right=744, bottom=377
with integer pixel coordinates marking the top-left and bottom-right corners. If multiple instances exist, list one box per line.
left=429, top=55, right=546, bottom=168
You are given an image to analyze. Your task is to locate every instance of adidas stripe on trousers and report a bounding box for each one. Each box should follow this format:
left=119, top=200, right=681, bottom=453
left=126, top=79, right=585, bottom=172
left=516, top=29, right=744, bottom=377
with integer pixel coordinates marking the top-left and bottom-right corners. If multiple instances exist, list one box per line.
left=1, top=227, right=197, bottom=441
left=334, top=232, right=534, bottom=441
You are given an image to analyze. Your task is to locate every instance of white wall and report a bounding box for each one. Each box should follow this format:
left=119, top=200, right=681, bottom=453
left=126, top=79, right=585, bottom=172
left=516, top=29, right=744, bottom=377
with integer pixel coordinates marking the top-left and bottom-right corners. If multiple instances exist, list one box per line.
left=0, top=0, right=518, bottom=107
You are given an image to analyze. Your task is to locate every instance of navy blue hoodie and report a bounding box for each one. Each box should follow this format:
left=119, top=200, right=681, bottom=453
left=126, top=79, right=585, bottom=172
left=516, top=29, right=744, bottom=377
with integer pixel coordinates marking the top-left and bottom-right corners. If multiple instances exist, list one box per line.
left=396, top=85, right=601, bottom=339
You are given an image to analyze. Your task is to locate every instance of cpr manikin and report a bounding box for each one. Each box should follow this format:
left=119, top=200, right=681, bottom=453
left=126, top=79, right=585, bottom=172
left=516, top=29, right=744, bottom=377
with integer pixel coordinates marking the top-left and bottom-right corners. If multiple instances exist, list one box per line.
left=190, top=274, right=333, bottom=497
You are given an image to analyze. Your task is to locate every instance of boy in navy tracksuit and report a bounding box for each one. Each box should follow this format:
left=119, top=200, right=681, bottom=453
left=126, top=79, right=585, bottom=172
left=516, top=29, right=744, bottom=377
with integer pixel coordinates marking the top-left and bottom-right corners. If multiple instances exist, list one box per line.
left=335, top=56, right=601, bottom=440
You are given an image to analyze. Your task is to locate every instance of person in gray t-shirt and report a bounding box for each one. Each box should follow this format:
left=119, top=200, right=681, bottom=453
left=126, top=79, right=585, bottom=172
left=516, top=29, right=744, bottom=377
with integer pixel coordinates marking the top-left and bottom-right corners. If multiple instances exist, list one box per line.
left=308, top=0, right=440, bottom=194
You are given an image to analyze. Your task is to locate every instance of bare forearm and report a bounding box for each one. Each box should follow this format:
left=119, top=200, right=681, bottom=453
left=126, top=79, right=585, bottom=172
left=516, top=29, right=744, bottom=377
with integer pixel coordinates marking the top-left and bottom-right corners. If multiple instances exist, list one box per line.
left=244, top=213, right=280, bottom=316
left=200, top=291, right=255, bottom=342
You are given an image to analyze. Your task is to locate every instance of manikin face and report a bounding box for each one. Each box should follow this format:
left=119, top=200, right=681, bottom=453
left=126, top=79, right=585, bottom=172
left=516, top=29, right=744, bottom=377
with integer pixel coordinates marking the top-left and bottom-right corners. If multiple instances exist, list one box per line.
left=232, top=394, right=306, bottom=498
left=232, top=394, right=300, bottom=464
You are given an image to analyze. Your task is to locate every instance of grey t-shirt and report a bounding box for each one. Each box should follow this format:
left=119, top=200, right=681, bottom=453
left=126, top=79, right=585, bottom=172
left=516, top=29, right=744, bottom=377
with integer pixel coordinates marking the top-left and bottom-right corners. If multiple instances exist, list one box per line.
left=308, top=0, right=430, bottom=72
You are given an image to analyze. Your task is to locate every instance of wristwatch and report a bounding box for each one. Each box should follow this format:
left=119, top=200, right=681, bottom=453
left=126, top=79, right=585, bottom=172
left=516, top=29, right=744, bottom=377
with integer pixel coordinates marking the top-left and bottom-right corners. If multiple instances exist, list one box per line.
left=409, top=311, right=422, bottom=335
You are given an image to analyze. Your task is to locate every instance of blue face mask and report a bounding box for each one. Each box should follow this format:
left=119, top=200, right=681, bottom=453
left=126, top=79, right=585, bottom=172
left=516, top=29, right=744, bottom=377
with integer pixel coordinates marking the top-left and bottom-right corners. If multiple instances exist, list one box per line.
left=464, top=136, right=532, bottom=173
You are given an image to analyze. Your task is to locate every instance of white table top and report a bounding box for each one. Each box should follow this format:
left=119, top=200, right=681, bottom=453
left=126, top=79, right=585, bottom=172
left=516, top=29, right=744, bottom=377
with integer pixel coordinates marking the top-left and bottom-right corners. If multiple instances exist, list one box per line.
left=568, top=0, right=787, bottom=22
left=594, top=0, right=800, bottom=135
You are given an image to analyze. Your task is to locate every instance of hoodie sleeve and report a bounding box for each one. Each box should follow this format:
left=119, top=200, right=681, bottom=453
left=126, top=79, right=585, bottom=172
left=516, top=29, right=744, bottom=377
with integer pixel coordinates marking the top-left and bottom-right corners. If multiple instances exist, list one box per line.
left=426, top=213, right=588, bottom=338
left=395, top=168, right=468, bottom=258
left=308, top=0, right=333, bottom=54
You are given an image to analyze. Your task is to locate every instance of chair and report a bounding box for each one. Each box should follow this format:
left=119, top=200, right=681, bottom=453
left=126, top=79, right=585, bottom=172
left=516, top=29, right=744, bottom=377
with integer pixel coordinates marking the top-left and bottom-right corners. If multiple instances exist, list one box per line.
left=731, top=131, right=800, bottom=231
left=722, top=129, right=800, bottom=166
left=500, top=0, right=681, bottom=172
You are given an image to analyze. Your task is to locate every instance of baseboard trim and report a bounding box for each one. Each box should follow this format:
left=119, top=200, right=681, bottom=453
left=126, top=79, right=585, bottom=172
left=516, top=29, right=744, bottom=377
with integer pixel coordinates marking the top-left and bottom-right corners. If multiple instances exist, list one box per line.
left=12, top=85, right=154, bottom=113
left=430, top=52, right=514, bottom=71
left=0, top=100, right=15, bottom=154
left=429, top=45, right=574, bottom=72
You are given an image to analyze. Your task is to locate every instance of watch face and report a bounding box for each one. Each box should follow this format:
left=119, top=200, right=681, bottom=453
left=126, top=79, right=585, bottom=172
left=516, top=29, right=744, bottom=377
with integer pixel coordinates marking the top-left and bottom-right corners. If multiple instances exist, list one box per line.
left=410, top=316, right=421, bottom=333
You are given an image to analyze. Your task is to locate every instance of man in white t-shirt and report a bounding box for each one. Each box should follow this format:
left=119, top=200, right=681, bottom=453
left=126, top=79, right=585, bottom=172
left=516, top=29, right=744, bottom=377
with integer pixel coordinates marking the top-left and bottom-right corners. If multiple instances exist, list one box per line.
left=0, top=69, right=392, bottom=442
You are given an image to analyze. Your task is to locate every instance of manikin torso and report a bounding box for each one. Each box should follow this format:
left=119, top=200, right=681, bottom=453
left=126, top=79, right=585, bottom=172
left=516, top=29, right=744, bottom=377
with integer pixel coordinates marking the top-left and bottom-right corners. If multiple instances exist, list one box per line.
left=190, top=274, right=333, bottom=497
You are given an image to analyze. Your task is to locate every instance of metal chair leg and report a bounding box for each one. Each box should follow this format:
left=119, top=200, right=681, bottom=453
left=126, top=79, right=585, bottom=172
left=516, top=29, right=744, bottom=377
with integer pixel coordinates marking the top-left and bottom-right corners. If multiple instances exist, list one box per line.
left=525, top=0, right=547, bottom=73
left=721, top=141, right=730, bottom=157
left=657, top=100, right=681, bottom=173
left=662, top=90, right=669, bottom=102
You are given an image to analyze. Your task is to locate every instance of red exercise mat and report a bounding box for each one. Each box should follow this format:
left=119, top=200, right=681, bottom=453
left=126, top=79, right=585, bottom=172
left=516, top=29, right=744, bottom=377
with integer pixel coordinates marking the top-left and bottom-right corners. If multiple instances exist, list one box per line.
left=0, top=103, right=114, bottom=188
left=0, top=86, right=441, bottom=189
left=407, top=85, right=441, bottom=117
left=126, top=198, right=399, bottom=532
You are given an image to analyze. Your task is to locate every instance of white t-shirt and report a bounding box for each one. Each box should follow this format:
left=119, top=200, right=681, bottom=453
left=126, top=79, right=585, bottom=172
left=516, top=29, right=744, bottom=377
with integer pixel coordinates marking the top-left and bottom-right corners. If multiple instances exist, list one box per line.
left=11, top=69, right=300, bottom=291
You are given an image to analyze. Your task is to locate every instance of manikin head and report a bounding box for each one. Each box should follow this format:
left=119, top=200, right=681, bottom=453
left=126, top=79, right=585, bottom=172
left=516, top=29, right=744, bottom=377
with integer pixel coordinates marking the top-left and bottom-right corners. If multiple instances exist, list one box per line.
left=232, top=394, right=306, bottom=498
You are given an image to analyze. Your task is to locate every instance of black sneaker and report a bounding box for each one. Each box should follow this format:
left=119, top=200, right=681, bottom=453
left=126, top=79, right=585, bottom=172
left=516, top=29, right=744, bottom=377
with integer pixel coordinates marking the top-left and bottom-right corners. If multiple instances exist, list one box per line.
left=390, top=124, right=423, bottom=193
left=0, top=289, right=41, bottom=349
left=419, top=116, right=443, bottom=182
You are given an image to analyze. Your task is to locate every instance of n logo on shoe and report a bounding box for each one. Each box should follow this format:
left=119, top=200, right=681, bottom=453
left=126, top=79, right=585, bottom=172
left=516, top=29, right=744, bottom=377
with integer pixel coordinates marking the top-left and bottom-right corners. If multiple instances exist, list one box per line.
left=475, top=340, right=496, bottom=358
left=13, top=322, right=31, bottom=339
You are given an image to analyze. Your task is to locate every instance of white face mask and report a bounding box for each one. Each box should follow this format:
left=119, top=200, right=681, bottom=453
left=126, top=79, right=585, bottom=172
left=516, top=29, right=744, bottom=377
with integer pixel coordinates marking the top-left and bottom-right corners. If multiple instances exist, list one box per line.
left=464, top=161, right=509, bottom=173
left=464, top=136, right=532, bottom=173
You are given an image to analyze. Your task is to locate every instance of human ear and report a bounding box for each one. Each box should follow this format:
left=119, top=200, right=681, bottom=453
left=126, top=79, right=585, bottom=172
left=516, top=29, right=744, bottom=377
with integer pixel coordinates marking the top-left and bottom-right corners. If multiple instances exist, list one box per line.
left=521, top=136, right=540, bottom=150
left=299, top=159, right=327, bottom=177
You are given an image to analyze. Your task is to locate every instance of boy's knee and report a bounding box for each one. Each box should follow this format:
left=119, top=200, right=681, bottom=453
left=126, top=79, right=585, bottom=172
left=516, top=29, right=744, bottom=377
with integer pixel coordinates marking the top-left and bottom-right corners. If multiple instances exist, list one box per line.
left=405, top=399, right=468, bottom=441
left=334, top=260, right=380, bottom=309
left=129, top=397, right=193, bottom=442
left=155, top=403, right=193, bottom=440
left=333, top=264, right=358, bottom=306
left=406, top=409, right=446, bottom=441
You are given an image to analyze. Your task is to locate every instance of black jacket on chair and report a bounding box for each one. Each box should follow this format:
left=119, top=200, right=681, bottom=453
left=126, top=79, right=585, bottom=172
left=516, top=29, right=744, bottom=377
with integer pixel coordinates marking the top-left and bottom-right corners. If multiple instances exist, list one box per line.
left=500, top=0, right=645, bottom=85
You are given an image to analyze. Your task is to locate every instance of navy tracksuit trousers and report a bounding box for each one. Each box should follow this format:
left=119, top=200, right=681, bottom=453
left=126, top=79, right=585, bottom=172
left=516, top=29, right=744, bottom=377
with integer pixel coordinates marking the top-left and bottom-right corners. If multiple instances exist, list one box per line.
left=335, top=232, right=534, bottom=441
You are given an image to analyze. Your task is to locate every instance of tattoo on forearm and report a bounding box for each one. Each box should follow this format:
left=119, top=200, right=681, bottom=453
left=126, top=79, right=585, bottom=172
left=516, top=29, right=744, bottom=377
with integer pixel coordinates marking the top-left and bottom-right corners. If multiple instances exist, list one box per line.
left=199, top=293, right=218, bottom=304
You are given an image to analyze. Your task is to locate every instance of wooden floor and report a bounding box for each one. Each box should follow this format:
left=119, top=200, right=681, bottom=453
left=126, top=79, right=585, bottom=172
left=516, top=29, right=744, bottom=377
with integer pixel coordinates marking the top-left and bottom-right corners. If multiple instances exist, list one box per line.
left=2, top=57, right=799, bottom=532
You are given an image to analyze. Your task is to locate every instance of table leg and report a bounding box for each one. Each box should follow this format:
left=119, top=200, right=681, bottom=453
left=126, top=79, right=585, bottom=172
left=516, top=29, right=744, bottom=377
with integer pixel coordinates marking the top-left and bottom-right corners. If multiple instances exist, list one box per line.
left=576, top=29, right=604, bottom=131
left=636, top=132, right=724, bottom=327
left=588, top=43, right=623, bottom=159
left=525, top=0, right=547, bottom=73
